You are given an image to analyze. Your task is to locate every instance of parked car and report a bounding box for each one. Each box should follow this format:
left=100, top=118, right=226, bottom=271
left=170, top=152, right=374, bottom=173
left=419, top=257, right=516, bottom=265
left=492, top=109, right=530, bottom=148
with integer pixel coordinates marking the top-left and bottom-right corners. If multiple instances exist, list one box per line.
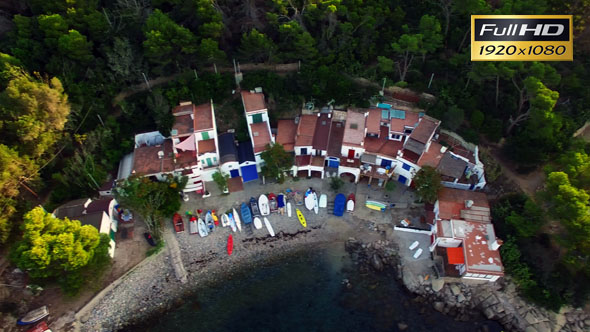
left=143, top=232, right=157, bottom=246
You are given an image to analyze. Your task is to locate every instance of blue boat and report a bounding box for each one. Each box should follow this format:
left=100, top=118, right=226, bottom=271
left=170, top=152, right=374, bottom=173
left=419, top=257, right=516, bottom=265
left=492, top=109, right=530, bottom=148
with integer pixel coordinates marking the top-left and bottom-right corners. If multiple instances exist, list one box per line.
left=241, top=202, right=253, bottom=225
left=333, top=193, right=346, bottom=216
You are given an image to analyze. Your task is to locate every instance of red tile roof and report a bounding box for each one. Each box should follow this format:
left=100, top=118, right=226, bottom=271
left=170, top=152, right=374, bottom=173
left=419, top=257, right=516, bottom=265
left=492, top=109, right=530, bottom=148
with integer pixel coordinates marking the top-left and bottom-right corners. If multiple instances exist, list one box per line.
left=390, top=111, right=420, bottom=133
left=327, top=121, right=345, bottom=157
left=454, top=219, right=504, bottom=275
left=132, top=140, right=175, bottom=175
left=241, top=91, right=266, bottom=113
left=343, top=110, right=366, bottom=146
left=417, top=141, right=444, bottom=168
left=365, top=126, right=403, bottom=158
left=172, top=114, right=193, bottom=136
left=366, top=109, right=381, bottom=135
left=409, top=117, right=439, bottom=144
left=312, top=113, right=332, bottom=151
left=194, top=102, right=214, bottom=131
left=295, top=115, right=317, bottom=147
left=437, top=187, right=489, bottom=220
left=401, top=149, right=420, bottom=164
left=175, top=150, right=199, bottom=169
left=276, top=119, right=297, bottom=152
left=172, top=102, right=193, bottom=115
left=197, top=139, right=216, bottom=155
left=250, top=122, right=271, bottom=153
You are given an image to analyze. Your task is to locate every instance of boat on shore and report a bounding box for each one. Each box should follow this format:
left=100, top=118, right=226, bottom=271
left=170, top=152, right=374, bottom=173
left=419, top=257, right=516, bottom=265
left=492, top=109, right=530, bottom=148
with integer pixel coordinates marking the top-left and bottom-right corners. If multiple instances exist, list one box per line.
left=259, top=194, right=270, bottom=216
left=233, top=208, right=242, bottom=232
left=189, top=216, right=198, bottom=234
left=319, top=194, right=327, bottom=208
left=253, top=217, right=263, bottom=229
left=227, top=235, right=233, bottom=256
left=172, top=213, right=184, bottom=233
left=313, top=192, right=319, bottom=214
left=264, top=217, right=275, bottom=236
left=277, top=193, right=286, bottom=215
left=333, top=194, right=346, bottom=216
left=268, top=193, right=278, bottom=213
left=296, top=208, right=307, bottom=228
left=221, top=213, right=230, bottom=227
left=347, top=194, right=355, bottom=212
left=250, top=197, right=261, bottom=217
left=228, top=213, right=237, bottom=232
left=287, top=202, right=292, bottom=217
left=26, top=321, right=51, bottom=332
left=241, top=203, right=253, bottom=225
left=197, top=218, right=208, bottom=237
left=205, top=211, right=214, bottom=231
left=17, top=306, right=48, bottom=326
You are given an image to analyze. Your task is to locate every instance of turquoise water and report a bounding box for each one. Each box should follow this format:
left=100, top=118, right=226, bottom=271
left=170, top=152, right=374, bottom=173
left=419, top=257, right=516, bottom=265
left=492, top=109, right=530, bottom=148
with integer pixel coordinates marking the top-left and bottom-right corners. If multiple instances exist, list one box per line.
left=126, top=243, right=502, bottom=332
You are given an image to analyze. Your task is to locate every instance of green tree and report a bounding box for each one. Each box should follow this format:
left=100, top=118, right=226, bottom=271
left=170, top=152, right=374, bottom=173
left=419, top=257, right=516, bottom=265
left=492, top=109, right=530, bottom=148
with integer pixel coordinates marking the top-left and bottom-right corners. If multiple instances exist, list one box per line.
left=9, top=15, right=46, bottom=70
left=143, top=9, right=197, bottom=67
left=444, top=105, right=464, bottom=131
left=58, top=30, right=94, bottom=63
left=412, top=166, right=442, bottom=203
left=105, top=37, right=138, bottom=81
left=212, top=171, right=229, bottom=193
left=505, top=198, right=545, bottom=237
left=114, top=175, right=187, bottom=239
left=0, top=66, right=71, bottom=159
left=196, top=38, right=226, bottom=65
left=260, top=143, right=293, bottom=183
left=11, top=207, right=110, bottom=294
left=278, top=21, right=318, bottom=62
left=37, top=14, right=68, bottom=48
left=330, top=176, right=344, bottom=192
left=238, top=29, right=277, bottom=63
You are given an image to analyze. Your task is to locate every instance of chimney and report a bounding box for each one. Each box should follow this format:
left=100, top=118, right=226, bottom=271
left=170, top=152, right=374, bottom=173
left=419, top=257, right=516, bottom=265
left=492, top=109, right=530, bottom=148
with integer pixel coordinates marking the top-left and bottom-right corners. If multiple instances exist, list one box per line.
left=465, top=200, right=474, bottom=209
left=158, top=151, right=164, bottom=159
left=491, top=239, right=503, bottom=251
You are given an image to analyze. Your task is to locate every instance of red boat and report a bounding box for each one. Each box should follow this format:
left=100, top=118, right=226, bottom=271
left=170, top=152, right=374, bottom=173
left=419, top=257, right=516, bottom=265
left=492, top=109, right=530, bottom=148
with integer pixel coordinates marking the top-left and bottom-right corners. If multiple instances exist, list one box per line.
left=346, top=193, right=356, bottom=212
left=26, top=321, right=51, bottom=332
left=172, top=213, right=184, bottom=233
left=227, top=235, right=233, bottom=255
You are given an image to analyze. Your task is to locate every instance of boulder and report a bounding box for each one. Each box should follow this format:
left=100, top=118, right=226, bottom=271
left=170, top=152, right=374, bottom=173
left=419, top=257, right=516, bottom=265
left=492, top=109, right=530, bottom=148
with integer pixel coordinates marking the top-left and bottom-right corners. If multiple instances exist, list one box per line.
left=457, top=294, right=466, bottom=303
left=450, top=284, right=461, bottom=296
left=371, top=254, right=383, bottom=271
left=397, top=322, right=408, bottom=331
left=433, top=301, right=445, bottom=312
left=524, top=327, right=538, bottom=332
left=431, top=278, right=444, bottom=292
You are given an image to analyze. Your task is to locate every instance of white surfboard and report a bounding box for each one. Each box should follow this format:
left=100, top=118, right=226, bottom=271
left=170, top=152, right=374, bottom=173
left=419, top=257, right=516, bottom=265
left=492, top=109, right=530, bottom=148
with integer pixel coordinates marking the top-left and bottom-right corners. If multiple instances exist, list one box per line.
left=319, top=194, right=327, bottom=208
left=264, top=217, right=275, bottom=237
left=287, top=202, right=292, bottom=217
left=253, top=217, right=263, bottom=229
left=232, top=208, right=242, bottom=232
left=313, top=192, right=319, bottom=214
left=259, top=194, right=270, bottom=216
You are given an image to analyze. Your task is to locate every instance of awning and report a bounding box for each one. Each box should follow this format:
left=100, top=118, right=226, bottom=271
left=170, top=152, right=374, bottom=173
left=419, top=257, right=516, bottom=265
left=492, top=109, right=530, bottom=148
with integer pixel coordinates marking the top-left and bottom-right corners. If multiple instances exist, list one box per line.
left=176, top=134, right=196, bottom=151
left=446, top=247, right=465, bottom=265
left=360, top=153, right=377, bottom=165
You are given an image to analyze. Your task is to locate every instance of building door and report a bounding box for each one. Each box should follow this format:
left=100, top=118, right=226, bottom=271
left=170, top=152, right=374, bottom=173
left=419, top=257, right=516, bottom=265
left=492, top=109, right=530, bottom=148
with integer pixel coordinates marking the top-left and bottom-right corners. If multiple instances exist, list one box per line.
left=241, top=165, right=258, bottom=182
left=206, top=158, right=212, bottom=166
left=380, top=159, right=392, bottom=168
left=252, top=113, right=263, bottom=123
left=347, top=149, right=355, bottom=159
left=398, top=175, right=407, bottom=185
left=230, top=169, right=240, bottom=178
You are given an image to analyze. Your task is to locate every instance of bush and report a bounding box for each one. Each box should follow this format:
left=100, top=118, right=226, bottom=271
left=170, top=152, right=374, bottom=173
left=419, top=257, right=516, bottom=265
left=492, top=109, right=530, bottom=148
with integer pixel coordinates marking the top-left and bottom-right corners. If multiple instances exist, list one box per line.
left=330, top=177, right=344, bottom=192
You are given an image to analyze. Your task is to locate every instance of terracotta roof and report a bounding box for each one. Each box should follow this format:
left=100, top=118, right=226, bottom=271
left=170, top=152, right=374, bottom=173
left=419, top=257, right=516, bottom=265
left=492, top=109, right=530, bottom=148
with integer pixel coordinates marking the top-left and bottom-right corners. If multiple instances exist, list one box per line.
left=172, top=103, right=193, bottom=115
left=437, top=152, right=467, bottom=179
left=194, top=102, right=214, bottom=131
left=343, top=110, right=366, bottom=146
left=295, top=115, right=317, bottom=147
left=172, top=114, right=194, bottom=136
left=327, top=121, right=345, bottom=157
left=295, top=154, right=311, bottom=166
left=365, top=126, right=403, bottom=158
left=312, top=113, right=332, bottom=151
left=276, top=119, right=297, bottom=152
left=197, top=139, right=216, bottom=155
left=453, top=219, right=503, bottom=275
left=132, top=139, right=175, bottom=175
left=86, top=198, right=113, bottom=214
left=437, top=187, right=489, bottom=221
left=409, top=117, right=439, bottom=144
left=241, top=91, right=266, bottom=113
left=175, top=149, right=199, bottom=169
left=417, top=141, right=444, bottom=168
left=366, top=109, right=381, bottom=135
left=390, top=111, right=420, bottom=133
left=250, top=122, right=271, bottom=153
left=401, top=149, right=420, bottom=164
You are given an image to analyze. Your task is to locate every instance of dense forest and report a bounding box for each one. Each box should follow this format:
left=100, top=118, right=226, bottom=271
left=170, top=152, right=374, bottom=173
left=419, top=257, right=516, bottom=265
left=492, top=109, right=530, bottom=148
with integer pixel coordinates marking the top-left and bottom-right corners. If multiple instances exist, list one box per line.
left=0, top=0, right=589, bottom=306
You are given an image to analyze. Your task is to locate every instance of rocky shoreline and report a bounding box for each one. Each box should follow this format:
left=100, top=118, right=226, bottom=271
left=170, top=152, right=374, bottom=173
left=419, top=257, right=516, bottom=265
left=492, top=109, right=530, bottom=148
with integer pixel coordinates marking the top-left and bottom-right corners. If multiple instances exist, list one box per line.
left=345, top=237, right=590, bottom=332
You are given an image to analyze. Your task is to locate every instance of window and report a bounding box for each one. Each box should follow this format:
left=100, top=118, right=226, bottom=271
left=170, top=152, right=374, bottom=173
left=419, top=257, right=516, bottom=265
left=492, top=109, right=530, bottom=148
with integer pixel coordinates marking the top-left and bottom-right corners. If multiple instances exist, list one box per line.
left=404, top=128, right=413, bottom=134
left=252, top=113, right=263, bottom=123
left=402, top=163, right=411, bottom=171
left=206, top=158, right=212, bottom=166
left=201, top=132, right=210, bottom=140
left=301, top=148, right=307, bottom=155
left=390, top=134, right=402, bottom=141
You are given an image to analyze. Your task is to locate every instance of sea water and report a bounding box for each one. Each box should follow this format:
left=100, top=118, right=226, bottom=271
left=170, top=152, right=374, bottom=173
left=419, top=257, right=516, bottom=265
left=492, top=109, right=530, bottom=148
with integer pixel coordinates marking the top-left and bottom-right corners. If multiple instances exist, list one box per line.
left=126, top=242, right=502, bottom=332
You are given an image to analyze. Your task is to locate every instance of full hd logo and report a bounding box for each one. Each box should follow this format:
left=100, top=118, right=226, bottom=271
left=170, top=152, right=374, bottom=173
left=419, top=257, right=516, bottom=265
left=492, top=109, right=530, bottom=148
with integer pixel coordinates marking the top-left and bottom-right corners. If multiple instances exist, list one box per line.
left=471, top=15, right=573, bottom=61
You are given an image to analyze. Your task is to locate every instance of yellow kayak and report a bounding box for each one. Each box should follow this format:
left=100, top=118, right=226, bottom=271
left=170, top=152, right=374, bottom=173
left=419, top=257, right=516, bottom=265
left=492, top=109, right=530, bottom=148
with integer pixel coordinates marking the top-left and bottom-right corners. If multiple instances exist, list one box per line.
left=296, top=208, right=307, bottom=228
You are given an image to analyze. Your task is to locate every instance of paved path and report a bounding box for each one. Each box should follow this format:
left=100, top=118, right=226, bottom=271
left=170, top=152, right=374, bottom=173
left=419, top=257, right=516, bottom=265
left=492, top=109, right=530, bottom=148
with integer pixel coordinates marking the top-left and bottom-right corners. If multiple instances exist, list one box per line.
left=163, top=228, right=188, bottom=283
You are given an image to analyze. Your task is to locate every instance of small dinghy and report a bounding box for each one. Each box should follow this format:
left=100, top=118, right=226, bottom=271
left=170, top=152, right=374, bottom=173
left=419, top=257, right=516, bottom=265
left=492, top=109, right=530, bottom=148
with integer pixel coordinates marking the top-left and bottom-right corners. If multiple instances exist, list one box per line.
left=253, top=217, right=263, bottom=229
left=333, top=193, right=346, bottom=217
left=205, top=211, right=214, bottom=232
left=172, top=213, right=184, bottom=233
left=241, top=202, right=253, bottom=225
left=277, top=193, right=286, bottom=215
left=189, top=216, right=198, bottom=234
left=228, top=213, right=237, bottom=232
left=212, top=210, right=219, bottom=226
left=17, top=306, right=48, bottom=326
left=259, top=194, right=270, bottom=216
left=346, top=193, right=355, bottom=212
left=221, top=213, right=230, bottom=227
left=264, top=217, right=275, bottom=237
left=249, top=197, right=261, bottom=217
left=197, top=218, right=208, bottom=237
left=268, top=193, right=278, bottom=213
left=296, top=208, right=307, bottom=228
left=287, top=202, right=292, bottom=217
left=227, top=235, right=234, bottom=256
left=26, top=321, right=51, bottom=332
left=304, top=192, right=315, bottom=211
left=319, top=194, right=327, bottom=208
left=233, top=208, right=242, bottom=232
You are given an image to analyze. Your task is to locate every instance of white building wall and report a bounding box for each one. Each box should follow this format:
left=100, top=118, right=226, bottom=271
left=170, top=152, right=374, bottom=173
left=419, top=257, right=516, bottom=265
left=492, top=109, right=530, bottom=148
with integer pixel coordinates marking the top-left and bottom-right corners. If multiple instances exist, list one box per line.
left=340, top=145, right=365, bottom=158
left=220, top=161, right=239, bottom=176
left=295, top=145, right=314, bottom=156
